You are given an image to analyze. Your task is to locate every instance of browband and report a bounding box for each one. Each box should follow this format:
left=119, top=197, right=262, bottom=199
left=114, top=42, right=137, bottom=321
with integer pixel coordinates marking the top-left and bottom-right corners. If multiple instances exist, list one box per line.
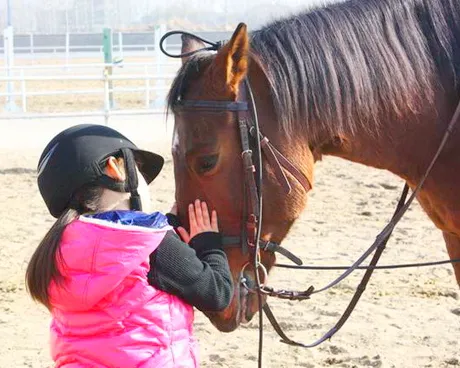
left=173, top=100, right=249, bottom=112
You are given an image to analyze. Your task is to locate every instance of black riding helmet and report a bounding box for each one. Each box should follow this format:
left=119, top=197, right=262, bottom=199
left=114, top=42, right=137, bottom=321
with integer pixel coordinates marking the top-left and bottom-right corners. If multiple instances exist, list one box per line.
left=37, top=124, right=164, bottom=218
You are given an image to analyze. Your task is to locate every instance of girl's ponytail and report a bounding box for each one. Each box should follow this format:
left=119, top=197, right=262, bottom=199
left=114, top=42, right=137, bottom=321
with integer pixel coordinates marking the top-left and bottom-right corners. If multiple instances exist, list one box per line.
left=26, top=184, right=102, bottom=310
left=26, top=208, right=78, bottom=310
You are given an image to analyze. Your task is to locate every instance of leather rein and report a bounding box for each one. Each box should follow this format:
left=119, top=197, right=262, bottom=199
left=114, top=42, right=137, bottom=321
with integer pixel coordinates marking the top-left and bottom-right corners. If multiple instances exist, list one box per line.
left=160, top=31, right=460, bottom=368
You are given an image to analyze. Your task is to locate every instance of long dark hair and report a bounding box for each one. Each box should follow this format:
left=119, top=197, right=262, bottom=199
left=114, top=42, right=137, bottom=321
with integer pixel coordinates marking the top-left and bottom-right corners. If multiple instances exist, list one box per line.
left=249, top=0, right=460, bottom=140
left=168, top=0, right=460, bottom=143
left=26, top=184, right=103, bottom=310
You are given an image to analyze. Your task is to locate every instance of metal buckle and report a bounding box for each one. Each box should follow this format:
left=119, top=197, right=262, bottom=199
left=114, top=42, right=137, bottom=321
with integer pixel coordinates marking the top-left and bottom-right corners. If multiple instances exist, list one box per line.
left=240, top=261, right=269, bottom=293
left=246, top=214, right=258, bottom=247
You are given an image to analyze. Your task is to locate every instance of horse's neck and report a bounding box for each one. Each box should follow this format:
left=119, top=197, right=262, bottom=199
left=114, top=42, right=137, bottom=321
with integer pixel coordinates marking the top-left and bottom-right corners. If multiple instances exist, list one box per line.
left=249, top=62, right=456, bottom=187
left=317, top=97, right=455, bottom=186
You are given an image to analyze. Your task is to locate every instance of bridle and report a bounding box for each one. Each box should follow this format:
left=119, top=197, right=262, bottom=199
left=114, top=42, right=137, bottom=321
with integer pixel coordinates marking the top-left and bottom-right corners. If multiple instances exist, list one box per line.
left=161, top=31, right=460, bottom=368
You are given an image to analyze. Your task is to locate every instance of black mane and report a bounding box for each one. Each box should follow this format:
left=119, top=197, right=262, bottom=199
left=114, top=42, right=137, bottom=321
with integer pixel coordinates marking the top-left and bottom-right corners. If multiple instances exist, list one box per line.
left=168, top=0, right=460, bottom=140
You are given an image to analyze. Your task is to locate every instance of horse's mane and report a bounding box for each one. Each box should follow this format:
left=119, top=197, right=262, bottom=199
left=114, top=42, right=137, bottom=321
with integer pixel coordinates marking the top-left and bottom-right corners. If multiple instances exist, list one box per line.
left=168, top=0, right=460, bottom=141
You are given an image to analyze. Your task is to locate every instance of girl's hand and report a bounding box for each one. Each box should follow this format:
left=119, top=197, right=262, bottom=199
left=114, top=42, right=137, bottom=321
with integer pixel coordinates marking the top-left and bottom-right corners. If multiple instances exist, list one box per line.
left=177, top=200, right=218, bottom=243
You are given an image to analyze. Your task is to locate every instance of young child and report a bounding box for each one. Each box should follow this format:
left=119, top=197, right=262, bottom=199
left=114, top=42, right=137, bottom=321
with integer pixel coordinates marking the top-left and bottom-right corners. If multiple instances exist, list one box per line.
left=26, top=124, right=233, bottom=367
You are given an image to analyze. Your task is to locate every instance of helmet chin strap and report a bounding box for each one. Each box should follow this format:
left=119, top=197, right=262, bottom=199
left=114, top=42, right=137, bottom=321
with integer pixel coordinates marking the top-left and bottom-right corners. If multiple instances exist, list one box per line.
left=120, top=148, right=142, bottom=212
left=96, top=148, right=143, bottom=211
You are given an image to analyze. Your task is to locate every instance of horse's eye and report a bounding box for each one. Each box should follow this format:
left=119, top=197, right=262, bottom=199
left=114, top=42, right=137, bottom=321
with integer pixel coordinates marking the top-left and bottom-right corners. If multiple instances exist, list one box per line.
left=196, top=154, right=219, bottom=174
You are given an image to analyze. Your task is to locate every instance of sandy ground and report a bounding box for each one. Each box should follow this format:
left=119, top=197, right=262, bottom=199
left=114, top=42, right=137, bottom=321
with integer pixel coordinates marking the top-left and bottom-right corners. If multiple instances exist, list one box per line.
left=0, top=117, right=459, bottom=368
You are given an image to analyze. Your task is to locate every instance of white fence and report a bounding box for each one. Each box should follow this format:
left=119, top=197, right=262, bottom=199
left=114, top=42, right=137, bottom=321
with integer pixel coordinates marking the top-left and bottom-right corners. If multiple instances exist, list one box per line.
left=0, top=43, right=180, bottom=55
left=0, top=62, right=180, bottom=124
left=0, top=30, right=183, bottom=57
left=0, top=25, right=186, bottom=125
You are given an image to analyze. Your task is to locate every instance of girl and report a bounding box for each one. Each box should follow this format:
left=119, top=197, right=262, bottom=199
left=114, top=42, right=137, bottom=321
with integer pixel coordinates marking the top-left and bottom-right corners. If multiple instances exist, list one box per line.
left=26, top=124, right=233, bottom=367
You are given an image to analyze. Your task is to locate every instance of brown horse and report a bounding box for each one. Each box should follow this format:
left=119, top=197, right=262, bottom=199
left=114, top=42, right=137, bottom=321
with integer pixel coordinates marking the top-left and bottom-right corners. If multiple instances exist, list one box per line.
left=167, top=0, right=460, bottom=332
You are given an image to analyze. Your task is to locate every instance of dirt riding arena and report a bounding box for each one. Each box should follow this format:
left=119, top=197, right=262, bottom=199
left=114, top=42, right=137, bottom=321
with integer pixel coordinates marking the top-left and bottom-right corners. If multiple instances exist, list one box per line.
left=0, top=117, right=459, bottom=368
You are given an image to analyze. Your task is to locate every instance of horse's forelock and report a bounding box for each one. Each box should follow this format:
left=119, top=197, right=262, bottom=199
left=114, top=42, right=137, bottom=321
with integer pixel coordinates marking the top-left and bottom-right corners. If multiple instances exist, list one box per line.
left=167, top=53, right=214, bottom=113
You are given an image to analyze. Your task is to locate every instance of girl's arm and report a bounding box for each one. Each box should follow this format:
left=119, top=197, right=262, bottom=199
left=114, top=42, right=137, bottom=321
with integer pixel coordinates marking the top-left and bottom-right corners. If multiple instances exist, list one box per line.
left=148, top=200, right=234, bottom=312
left=148, top=230, right=233, bottom=312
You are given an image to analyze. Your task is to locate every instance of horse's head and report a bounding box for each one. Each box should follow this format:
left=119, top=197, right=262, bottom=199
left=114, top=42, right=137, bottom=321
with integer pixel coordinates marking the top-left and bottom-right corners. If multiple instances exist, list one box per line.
left=168, top=24, right=315, bottom=332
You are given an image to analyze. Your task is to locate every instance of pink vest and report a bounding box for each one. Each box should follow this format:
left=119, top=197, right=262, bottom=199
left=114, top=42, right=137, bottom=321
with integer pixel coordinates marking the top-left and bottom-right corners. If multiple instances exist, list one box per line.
left=48, top=216, right=199, bottom=367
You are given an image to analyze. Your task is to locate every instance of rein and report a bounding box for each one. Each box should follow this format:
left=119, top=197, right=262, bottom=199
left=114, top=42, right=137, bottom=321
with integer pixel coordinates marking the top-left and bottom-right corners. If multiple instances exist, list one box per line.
left=160, top=31, right=460, bottom=367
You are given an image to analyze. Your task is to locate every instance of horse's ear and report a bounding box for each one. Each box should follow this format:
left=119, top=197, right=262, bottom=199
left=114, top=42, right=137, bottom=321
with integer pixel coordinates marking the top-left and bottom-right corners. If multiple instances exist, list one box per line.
left=181, top=35, right=206, bottom=65
left=214, top=23, right=249, bottom=95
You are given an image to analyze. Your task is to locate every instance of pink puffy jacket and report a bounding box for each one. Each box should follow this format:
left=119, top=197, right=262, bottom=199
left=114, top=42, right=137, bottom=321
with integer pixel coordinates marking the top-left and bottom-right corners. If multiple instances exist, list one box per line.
left=48, top=215, right=199, bottom=367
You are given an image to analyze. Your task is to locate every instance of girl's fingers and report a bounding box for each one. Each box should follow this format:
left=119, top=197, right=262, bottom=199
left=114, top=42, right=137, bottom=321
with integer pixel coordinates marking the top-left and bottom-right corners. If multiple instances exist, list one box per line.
left=194, top=199, right=204, bottom=229
left=211, top=210, right=219, bottom=232
left=177, top=227, right=191, bottom=243
left=188, top=203, right=197, bottom=235
left=201, top=201, right=211, bottom=228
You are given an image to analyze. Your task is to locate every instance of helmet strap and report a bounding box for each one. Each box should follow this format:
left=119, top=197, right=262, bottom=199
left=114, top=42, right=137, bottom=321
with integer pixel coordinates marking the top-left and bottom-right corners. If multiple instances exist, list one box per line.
left=120, top=148, right=142, bottom=212
left=95, top=149, right=143, bottom=211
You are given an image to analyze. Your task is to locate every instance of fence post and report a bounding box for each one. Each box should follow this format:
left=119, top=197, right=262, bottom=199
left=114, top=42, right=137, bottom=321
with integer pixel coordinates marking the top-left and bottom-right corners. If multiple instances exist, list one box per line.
left=118, top=31, right=123, bottom=60
left=20, top=69, right=27, bottom=112
left=103, top=27, right=115, bottom=109
left=3, top=26, right=19, bottom=112
left=144, top=65, right=150, bottom=108
left=29, top=33, right=34, bottom=54
left=153, top=24, right=167, bottom=109
left=65, top=32, right=70, bottom=69
left=103, top=69, right=110, bottom=125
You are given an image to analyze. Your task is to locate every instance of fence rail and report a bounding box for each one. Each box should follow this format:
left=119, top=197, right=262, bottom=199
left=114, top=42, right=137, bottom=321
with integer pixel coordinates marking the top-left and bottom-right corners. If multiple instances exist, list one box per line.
left=0, top=63, right=179, bottom=124
left=0, top=109, right=165, bottom=120
left=0, top=44, right=182, bottom=54
left=0, top=62, right=178, bottom=71
left=0, top=25, right=184, bottom=124
left=0, top=27, right=206, bottom=124
left=0, top=74, right=176, bottom=81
